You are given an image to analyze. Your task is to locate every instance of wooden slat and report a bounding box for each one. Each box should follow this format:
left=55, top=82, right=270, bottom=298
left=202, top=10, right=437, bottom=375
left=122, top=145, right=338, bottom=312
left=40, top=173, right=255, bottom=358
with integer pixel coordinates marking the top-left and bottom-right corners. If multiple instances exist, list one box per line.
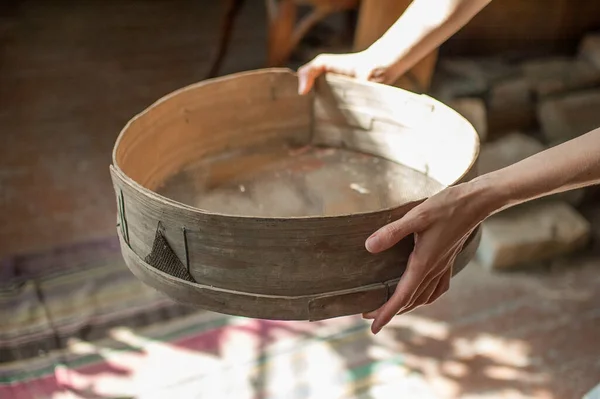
left=312, top=74, right=479, bottom=186
left=116, top=224, right=481, bottom=320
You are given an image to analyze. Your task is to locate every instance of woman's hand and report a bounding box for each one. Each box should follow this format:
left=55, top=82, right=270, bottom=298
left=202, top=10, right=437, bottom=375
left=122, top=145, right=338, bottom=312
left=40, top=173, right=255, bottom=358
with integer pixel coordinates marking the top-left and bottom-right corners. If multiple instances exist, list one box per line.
left=362, top=126, right=600, bottom=335
left=362, top=179, right=498, bottom=334
left=297, top=0, right=493, bottom=96
left=297, top=52, right=398, bottom=95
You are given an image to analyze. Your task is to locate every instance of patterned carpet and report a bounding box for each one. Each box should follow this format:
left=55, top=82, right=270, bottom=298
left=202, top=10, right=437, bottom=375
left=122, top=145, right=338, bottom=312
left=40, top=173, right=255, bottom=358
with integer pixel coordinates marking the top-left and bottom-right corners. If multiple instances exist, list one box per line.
left=3, top=235, right=600, bottom=399
left=0, top=236, right=440, bottom=399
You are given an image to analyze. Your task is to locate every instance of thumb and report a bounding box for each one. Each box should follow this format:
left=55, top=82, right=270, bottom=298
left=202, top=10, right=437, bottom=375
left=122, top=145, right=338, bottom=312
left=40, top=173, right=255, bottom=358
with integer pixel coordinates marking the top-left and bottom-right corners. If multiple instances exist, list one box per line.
left=297, top=60, right=325, bottom=95
left=365, top=214, right=423, bottom=253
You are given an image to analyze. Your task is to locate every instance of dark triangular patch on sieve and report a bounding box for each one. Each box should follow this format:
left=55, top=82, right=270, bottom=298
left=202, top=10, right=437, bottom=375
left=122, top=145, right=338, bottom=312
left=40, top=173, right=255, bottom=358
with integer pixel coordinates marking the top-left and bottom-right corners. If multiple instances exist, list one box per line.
left=145, top=224, right=195, bottom=282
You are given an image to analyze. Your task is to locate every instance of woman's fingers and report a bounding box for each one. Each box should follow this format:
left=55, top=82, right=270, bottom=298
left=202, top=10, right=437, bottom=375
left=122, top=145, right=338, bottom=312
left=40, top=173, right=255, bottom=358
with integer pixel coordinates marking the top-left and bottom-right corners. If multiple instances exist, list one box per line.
left=398, top=274, right=444, bottom=316
left=426, top=263, right=452, bottom=304
left=362, top=248, right=456, bottom=325
left=363, top=229, right=433, bottom=328
left=399, top=255, right=454, bottom=318
left=400, top=262, right=447, bottom=311
left=297, top=53, right=359, bottom=95
left=362, top=312, right=376, bottom=320
left=297, top=60, right=325, bottom=95
left=361, top=252, right=421, bottom=320
left=297, top=52, right=392, bottom=95
left=422, top=241, right=462, bottom=306
left=369, top=255, right=428, bottom=334
left=364, top=269, right=451, bottom=322
left=386, top=252, right=451, bottom=318
left=378, top=267, right=451, bottom=320
left=365, top=211, right=427, bottom=253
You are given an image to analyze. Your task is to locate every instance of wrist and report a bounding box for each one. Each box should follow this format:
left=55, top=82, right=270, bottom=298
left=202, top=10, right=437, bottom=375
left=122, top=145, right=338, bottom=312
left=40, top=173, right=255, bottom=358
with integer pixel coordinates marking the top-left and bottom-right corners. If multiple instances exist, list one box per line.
left=460, top=173, right=510, bottom=218
left=361, top=44, right=406, bottom=80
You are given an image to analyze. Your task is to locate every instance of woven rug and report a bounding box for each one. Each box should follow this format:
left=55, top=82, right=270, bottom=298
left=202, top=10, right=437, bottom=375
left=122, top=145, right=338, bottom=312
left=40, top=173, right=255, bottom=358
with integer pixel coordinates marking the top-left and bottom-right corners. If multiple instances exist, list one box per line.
left=0, top=236, right=439, bottom=399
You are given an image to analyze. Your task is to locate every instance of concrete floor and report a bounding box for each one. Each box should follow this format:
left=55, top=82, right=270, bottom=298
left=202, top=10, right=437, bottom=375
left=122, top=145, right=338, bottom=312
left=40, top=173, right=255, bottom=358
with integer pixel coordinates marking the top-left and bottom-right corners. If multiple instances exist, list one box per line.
left=0, top=1, right=599, bottom=398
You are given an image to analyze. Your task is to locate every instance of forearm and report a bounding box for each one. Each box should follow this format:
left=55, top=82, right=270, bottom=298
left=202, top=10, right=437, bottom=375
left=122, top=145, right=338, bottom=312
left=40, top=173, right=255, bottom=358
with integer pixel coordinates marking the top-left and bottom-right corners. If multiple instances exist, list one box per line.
left=472, top=128, right=600, bottom=216
left=364, top=0, right=492, bottom=80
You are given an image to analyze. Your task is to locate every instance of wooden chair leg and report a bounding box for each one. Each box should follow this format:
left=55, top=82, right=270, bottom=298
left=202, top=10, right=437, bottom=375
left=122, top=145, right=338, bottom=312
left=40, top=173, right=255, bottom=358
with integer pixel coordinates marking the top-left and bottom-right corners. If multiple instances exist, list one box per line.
left=205, top=0, right=246, bottom=79
left=267, top=1, right=358, bottom=67
left=287, top=7, right=333, bottom=59
left=210, top=0, right=360, bottom=73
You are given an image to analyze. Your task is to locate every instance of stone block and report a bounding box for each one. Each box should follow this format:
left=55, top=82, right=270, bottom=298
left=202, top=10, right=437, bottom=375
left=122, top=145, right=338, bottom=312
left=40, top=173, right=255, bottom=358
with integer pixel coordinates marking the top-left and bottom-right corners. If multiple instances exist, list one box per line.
left=431, top=57, right=518, bottom=101
left=522, top=57, right=600, bottom=97
left=449, top=97, right=488, bottom=142
left=579, top=33, right=600, bottom=70
left=487, top=78, right=536, bottom=134
left=537, top=89, right=600, bottom=145
left=431, top=72, right=487, bottom=102
left=580, top=204, right=600, bottom=254
left=522, top=57, right=572, bottom=80
left=489, top=78, right=531, bottom=106
left=553, top=188, right=586, bottom=208
left=477, top=202, right=591, bottom=270
left=441, top=57, right=519, bottom=85
left=477, top=132, right=544, bottom=175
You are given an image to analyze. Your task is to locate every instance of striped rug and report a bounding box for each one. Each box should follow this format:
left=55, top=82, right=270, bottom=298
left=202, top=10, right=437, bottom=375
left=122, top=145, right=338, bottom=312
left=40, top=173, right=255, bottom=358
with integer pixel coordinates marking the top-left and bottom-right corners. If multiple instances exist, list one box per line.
left=0, top=236, right=438, bottom=399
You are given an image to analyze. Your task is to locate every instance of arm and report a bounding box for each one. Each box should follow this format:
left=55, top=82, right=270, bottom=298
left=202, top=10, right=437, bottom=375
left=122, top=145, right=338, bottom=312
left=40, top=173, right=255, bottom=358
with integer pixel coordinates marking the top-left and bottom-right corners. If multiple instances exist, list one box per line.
left=474, top=128, right=600, bottom=214
left=364, top=0, right=492, bottom=83
left=298, top=0, right=492, bottom=93
left=364, top=128, right=600, bottom=335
